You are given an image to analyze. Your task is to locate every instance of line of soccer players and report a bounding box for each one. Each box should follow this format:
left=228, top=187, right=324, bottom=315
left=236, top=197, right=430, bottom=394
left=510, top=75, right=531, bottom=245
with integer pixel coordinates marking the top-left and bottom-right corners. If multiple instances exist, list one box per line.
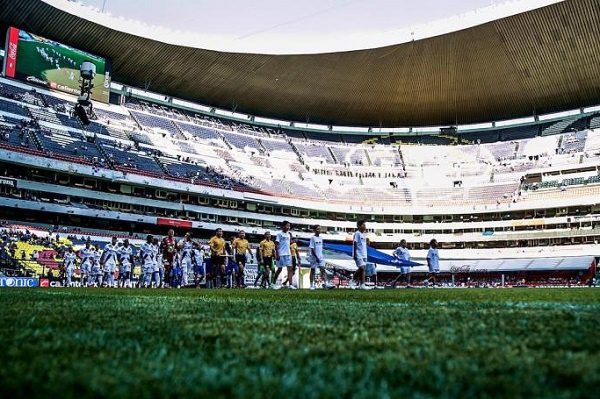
left=60, top=220, right=441, bottom=289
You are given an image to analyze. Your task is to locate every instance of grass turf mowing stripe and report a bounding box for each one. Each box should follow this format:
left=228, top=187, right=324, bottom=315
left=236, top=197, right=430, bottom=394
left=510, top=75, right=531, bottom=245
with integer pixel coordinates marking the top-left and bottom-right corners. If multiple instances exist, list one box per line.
left=1, top=288, right=599, bottom=398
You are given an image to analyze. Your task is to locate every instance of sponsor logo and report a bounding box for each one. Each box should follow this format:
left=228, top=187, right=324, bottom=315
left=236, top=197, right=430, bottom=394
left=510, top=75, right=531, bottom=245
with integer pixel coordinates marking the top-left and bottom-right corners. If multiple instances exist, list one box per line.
left=449, top=265, right=489, bottom=273
left=0, top=277, right=38, bottom=287
left=0, top=177, right=16, bottom=187
left=39, top=278, right=49, bottom=287
left=7, top=43, right=17, bottom=63
left=5, top=27, right=19, bottom=78
left=26, top=76, right=49, bottom=86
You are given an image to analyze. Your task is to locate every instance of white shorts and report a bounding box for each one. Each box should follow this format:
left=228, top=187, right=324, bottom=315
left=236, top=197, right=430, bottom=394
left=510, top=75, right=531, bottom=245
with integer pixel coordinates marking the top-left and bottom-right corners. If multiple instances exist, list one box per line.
left=310, top=257, right=325, bottom=269
left=355, top=257, right=367, bottom=269
left=428, top=265, right=440, bottom=273
left=400, top=266, right=411, bottom=275
left=278, top=255, right=292, bottom=267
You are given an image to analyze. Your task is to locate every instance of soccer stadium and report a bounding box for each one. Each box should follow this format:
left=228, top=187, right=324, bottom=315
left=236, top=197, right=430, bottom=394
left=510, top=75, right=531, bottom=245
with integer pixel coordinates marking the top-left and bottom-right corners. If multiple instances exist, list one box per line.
left=1, top=0, right=599, bottom=397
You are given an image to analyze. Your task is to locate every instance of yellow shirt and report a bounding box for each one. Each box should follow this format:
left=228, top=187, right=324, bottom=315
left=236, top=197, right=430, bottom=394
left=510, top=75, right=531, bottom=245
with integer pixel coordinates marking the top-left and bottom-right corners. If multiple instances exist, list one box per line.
left=260, top=239, right=275, bottom=258
left=208, top=236, right=226, bottom=256
left=233, top=238, right=249, bottom=255
left=290, top=242, right=299, bottom=257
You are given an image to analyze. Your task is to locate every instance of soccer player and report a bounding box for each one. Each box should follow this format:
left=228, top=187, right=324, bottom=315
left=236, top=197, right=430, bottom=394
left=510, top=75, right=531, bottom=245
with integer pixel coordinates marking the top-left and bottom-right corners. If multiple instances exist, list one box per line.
left=79, top=241, right=94, bottom=287
left=352, top=220, right=370, bottom=290
left=139, top=235, right=157, bottom=288
left=232, top=230, right=251, bottom=288
left=309, top=225, right=333, bottom=290
left=100, top=236, right=119, bottom=288
left=192, top=242, right=205, bottom=288
left=118, top=239, right=135, bottom=288
left=161, top=229, right=177, bottom=287
left=426, top=239, right=440, bottom=287
left=258, top=231, right=275, bottom=288
left=391, top=239, right=412, bottom=288
left=274, top=221, right=295, bottom=289
left=208, top=228, right=227, bottom=288
left=63, top=247, right=77, bottom=287
left=155, top=238, right=164, bottom=288
left=171, top=250, right=183, bottom=288
left=177, top=232, right=194, bottom=287
left=91, top=245, right=103, bottom=287
left=290, top=236, right=301, bottom=277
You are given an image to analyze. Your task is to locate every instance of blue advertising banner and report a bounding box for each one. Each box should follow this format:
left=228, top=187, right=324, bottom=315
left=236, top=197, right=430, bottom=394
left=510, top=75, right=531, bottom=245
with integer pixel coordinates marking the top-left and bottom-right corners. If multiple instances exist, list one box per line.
left=0, top=277, right=39, bottom=287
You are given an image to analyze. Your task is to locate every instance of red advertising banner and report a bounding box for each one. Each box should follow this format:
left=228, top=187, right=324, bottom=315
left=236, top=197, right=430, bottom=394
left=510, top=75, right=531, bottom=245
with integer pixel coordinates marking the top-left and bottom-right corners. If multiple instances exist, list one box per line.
left=157, top=218, right=192, bottom=229
left=5, top=27, right=19, bottom=78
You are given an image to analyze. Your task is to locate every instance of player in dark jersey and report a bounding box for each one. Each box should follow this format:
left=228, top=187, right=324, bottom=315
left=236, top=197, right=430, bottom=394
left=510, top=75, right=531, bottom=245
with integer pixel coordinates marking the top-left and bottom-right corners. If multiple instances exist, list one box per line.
left=161, top=229, right=177, bottom=287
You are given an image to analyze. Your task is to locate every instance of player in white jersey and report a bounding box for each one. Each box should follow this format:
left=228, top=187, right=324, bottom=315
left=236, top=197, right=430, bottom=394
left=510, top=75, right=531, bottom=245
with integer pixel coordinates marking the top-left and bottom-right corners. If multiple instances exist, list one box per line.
left=274, top=221, right=295, bottom=289
left=79, top=241, right=94, bottom=287
left=309, top=225, right=333, bottom=290
left=139, top=235, right=157, bottom=288
left=118, top=239, right=135, bottom=288
left=101, top=237, right=119, bottom=288
left=91, top=245, right=103, bottom=287
left=426, top=239, right=440, bottom=287
left=192, top=242, right=205, bottom=288
left=153, top=237, right=163, bottom=288
left=352, top=220, right=370, bottom=290
left=177, top=232, right=194, bottom=287
left=62, top=247, right=77, bottom=287
left=390, top=239, right=412, bottom=288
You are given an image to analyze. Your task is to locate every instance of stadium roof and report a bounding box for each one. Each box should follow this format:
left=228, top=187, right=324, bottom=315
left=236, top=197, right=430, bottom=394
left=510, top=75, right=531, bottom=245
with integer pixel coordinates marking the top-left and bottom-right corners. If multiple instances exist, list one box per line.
left=2, top=0, right=600, bottom=127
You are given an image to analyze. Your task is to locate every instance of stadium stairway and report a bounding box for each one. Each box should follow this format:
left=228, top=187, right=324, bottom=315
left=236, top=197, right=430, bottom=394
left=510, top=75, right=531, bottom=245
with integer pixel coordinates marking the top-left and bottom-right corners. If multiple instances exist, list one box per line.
left=257, top=138, right=268, bottom=154
left=363, top=148, right=373, bottom=166
left=127, top=110, right=145, bottom=131
left=288, top=142, right=305, bottom=164
left=328, top=147, right=339, bottom=163
left=26, top=129, right=44, bottom=152
left=93, top=140, right=115, bottom=167
left=154, top=156, right=170, bottom=175
left=170, top=121, right=187, bottom=141
left=220, top=134, right=234, bottom=150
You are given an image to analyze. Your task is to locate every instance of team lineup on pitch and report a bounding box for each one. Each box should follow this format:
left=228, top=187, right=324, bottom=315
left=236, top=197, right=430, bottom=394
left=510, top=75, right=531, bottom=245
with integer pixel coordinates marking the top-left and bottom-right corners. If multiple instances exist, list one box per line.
left=1, top=1, right=600, bottom=397
left=58, top=220, right=439, bottom=291
left=1, top=288, right=599, bottom=399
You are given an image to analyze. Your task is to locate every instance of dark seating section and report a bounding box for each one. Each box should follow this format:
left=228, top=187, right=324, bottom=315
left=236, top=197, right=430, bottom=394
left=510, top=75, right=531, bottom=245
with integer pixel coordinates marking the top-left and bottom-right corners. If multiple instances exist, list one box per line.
left=176, top=121, right=223, bottom=142
left=129, top=110, right=184, bottom=139
left=221, top=130, right=262, bottom=150
left=260, top=138, right=293, bottom=153
left=0, top=99, right=29, bottom=117
left=0, top=83, right=45, bottom=107
left=0, top=126, right=39, bottom=150
left=560, top=131, right=587, bottom=154
left=101, top=143, right=164, bottom=174
left=33, top=129, right=103, bottom=162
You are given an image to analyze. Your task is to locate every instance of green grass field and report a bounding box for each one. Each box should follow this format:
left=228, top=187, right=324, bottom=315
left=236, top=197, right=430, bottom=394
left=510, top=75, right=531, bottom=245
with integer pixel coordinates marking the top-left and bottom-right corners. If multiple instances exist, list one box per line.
left=1, top=288, right=599, bottom=398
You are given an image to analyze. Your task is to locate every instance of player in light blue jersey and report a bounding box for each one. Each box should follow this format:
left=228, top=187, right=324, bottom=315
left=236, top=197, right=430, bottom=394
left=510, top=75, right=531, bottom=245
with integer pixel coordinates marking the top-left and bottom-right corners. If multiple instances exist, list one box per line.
left=91, top=245, right=103, bottom=287
left=139, top=235, right=156, bottom=288
left=101, top=236, right=119, bottom=288
left=274, top=221, right=295, bottom=289
left=79, top=241, right=94, bottom=287
left=352, top=220, right=370, bottom=290
left=426, top=239, right=440, bottom=287
left=118, top=239, right=135, bottom=288
left=309, top=225, right=333, bottom=290
left=192, top=242, right=205, bottom=288
left=390, top=239, right=412, bottom=288
left=177, top=232, right=194, bottom=287
left=62, top=247, right=77, bottom=287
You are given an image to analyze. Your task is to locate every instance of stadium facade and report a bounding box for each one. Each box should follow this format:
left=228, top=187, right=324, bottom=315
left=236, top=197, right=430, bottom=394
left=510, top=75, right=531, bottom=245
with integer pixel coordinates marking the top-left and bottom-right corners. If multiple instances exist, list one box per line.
left=0, top=0, right=598, bottom=282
